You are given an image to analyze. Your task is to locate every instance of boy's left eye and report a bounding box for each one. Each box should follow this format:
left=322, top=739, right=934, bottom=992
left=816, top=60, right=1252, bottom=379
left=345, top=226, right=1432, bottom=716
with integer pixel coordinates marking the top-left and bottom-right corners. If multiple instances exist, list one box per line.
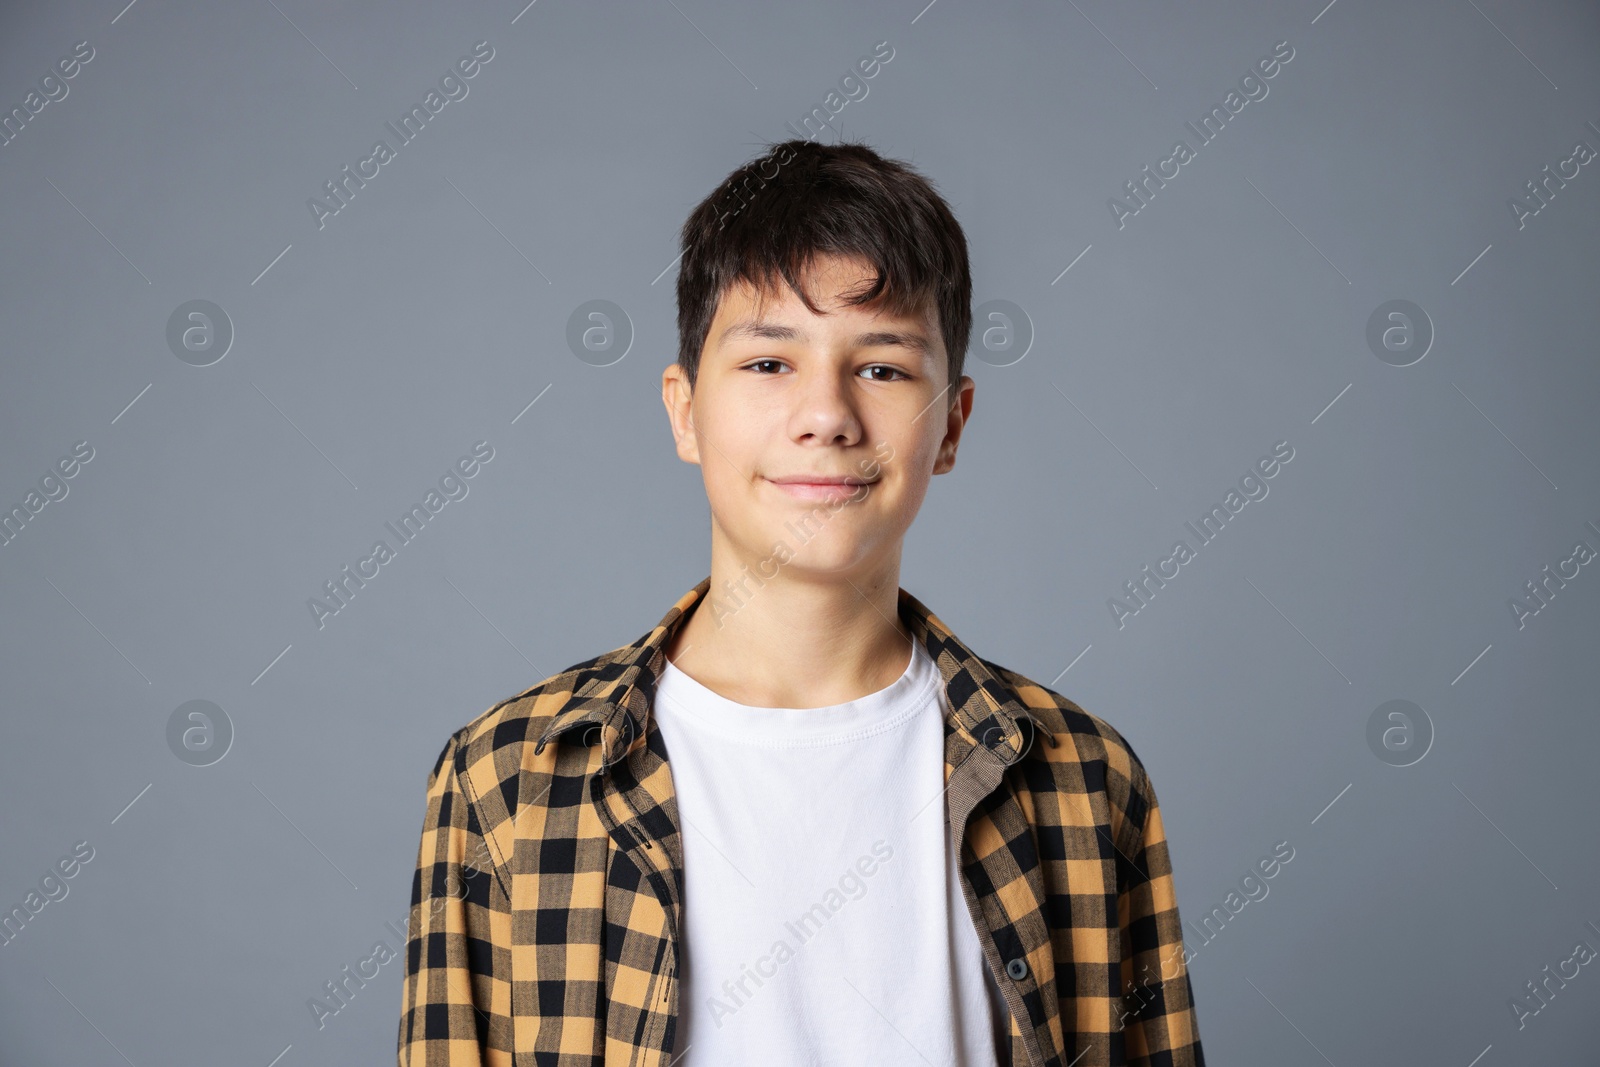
left=861, top=365, right=909, bottom=382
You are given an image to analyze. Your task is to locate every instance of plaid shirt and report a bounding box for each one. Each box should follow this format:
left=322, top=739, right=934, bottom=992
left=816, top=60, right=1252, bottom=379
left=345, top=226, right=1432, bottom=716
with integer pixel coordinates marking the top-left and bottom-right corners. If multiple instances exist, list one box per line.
left=398, top=576, right=1206, bottom=1066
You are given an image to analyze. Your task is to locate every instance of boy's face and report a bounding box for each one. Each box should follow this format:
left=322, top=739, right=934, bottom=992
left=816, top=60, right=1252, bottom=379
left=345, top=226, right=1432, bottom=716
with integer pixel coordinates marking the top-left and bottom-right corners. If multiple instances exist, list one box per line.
left=662, top=253, right=975, bottom=582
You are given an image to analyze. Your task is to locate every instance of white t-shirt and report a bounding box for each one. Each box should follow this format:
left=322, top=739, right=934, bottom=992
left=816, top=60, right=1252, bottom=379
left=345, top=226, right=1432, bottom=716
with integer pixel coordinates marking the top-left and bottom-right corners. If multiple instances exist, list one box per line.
left=651, top=636, right=1009, bottom=1066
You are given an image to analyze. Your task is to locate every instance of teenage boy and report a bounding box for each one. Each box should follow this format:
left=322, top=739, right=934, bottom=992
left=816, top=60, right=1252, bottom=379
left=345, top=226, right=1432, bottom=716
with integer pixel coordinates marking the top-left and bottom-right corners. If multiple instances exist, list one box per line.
left=399, top=139, right=1205, bottom=1066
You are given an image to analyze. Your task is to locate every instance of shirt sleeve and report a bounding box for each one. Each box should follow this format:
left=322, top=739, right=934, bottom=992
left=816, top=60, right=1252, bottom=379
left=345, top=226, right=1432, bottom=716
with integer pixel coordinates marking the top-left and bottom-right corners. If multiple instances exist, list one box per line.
left=1114, top=755, right=1207, bottom=1066
left=397, top=730, right=512, bottom=1065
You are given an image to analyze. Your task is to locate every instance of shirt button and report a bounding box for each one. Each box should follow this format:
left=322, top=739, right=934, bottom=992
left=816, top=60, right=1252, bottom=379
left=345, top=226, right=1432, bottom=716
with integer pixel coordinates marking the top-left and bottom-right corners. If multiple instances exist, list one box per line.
left=1006, top=957, right=1029, bottom=981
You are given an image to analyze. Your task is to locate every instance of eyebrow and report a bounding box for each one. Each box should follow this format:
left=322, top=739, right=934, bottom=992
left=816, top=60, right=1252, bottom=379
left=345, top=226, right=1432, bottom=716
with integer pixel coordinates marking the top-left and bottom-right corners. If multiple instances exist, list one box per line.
left=718, top=318, right=934, bottom=360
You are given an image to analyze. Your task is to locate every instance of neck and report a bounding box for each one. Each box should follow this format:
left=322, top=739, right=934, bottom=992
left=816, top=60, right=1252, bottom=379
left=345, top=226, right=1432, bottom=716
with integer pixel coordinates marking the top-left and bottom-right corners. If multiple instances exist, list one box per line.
left=665, top=550, right=914, bottom=710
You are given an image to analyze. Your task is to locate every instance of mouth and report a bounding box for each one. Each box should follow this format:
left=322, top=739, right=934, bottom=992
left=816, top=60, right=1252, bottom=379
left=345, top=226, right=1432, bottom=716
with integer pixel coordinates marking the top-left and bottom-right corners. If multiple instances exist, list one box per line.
left=763, top=475, right=878, bottom=502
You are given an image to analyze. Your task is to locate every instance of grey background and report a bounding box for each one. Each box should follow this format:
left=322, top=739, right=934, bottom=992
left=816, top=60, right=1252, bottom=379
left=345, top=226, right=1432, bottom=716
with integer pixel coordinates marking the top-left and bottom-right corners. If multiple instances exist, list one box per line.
left=2, top=0, right=1597, bottom=1064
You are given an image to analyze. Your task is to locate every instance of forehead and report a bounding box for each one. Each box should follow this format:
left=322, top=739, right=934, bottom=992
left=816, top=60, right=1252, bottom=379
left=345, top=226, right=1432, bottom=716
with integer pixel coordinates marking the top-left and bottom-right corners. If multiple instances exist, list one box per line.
left=710, top=260, right=940, bottom=354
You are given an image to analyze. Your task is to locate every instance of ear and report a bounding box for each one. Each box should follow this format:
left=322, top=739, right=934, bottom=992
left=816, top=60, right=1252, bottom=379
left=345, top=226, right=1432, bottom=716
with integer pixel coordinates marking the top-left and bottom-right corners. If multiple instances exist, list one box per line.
left=931, top=374, right=976, bottom=475
left=662, top=363, right=703, bottom=466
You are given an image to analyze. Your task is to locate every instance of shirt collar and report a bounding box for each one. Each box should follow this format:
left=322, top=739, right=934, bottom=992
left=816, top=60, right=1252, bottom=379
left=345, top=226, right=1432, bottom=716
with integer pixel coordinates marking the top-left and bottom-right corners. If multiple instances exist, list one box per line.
left=534, top=575, right=1056, bottom=767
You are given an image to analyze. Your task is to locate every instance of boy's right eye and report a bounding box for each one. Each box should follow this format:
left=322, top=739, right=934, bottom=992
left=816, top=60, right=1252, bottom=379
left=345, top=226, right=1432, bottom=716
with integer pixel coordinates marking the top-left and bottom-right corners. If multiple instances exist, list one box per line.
left=743, top=359, right=788, bottom=374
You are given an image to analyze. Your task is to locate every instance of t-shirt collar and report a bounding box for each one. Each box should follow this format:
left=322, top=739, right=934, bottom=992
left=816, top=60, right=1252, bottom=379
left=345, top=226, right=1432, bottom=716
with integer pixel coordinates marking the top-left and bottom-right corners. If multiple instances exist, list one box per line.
left=535, top=575, right=1055, bottom=768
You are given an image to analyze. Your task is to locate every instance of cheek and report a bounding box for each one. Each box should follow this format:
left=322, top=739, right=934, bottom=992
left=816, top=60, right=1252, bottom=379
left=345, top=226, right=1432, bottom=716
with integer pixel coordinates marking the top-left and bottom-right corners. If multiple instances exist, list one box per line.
left=692, top=422, right=765, bottom=515
left=883, top=425, right=943, bottom=484
left=886, top=472, right=933, bottom=521
left=690, top=404, right=756, bottom=478
left=871, top=439, right=936, bottom=517
left=700, top=455, right=752, bottom=515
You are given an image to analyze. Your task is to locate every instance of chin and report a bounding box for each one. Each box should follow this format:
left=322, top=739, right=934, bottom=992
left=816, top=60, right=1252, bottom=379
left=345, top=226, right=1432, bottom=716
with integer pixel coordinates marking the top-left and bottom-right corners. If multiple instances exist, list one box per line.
left=766, top=533, right=889, bottom=574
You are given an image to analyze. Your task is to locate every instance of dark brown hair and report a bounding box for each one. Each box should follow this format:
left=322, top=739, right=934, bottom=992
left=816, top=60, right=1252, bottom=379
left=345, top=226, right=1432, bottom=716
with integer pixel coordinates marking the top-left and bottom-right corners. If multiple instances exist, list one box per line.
left=675, top=139, right=971, bottom=401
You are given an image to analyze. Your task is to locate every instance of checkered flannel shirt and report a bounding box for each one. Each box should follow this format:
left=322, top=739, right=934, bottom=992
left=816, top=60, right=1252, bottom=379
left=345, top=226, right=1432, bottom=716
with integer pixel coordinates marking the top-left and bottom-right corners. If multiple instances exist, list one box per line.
left=398, top=576, right=1206, bottom=1066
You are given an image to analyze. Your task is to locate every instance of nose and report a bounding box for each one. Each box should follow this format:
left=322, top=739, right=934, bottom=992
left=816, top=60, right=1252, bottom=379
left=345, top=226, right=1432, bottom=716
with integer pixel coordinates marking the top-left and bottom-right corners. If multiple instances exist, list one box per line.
left=788, top=368, right=863, bottom=446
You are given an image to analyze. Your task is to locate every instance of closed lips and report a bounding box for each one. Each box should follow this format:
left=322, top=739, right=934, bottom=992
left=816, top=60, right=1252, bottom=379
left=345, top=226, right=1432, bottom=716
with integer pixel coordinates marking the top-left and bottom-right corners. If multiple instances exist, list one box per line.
left=767, top=476, right=875, bottom=485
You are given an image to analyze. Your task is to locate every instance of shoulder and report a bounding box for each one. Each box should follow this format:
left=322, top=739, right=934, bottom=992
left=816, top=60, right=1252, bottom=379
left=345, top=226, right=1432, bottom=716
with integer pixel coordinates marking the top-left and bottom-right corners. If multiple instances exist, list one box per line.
left=980, top=657, right=1159, bottom=843
left=983, top=658, right=1148, bottom=778
left=421, top=643, right=629, bottom=795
